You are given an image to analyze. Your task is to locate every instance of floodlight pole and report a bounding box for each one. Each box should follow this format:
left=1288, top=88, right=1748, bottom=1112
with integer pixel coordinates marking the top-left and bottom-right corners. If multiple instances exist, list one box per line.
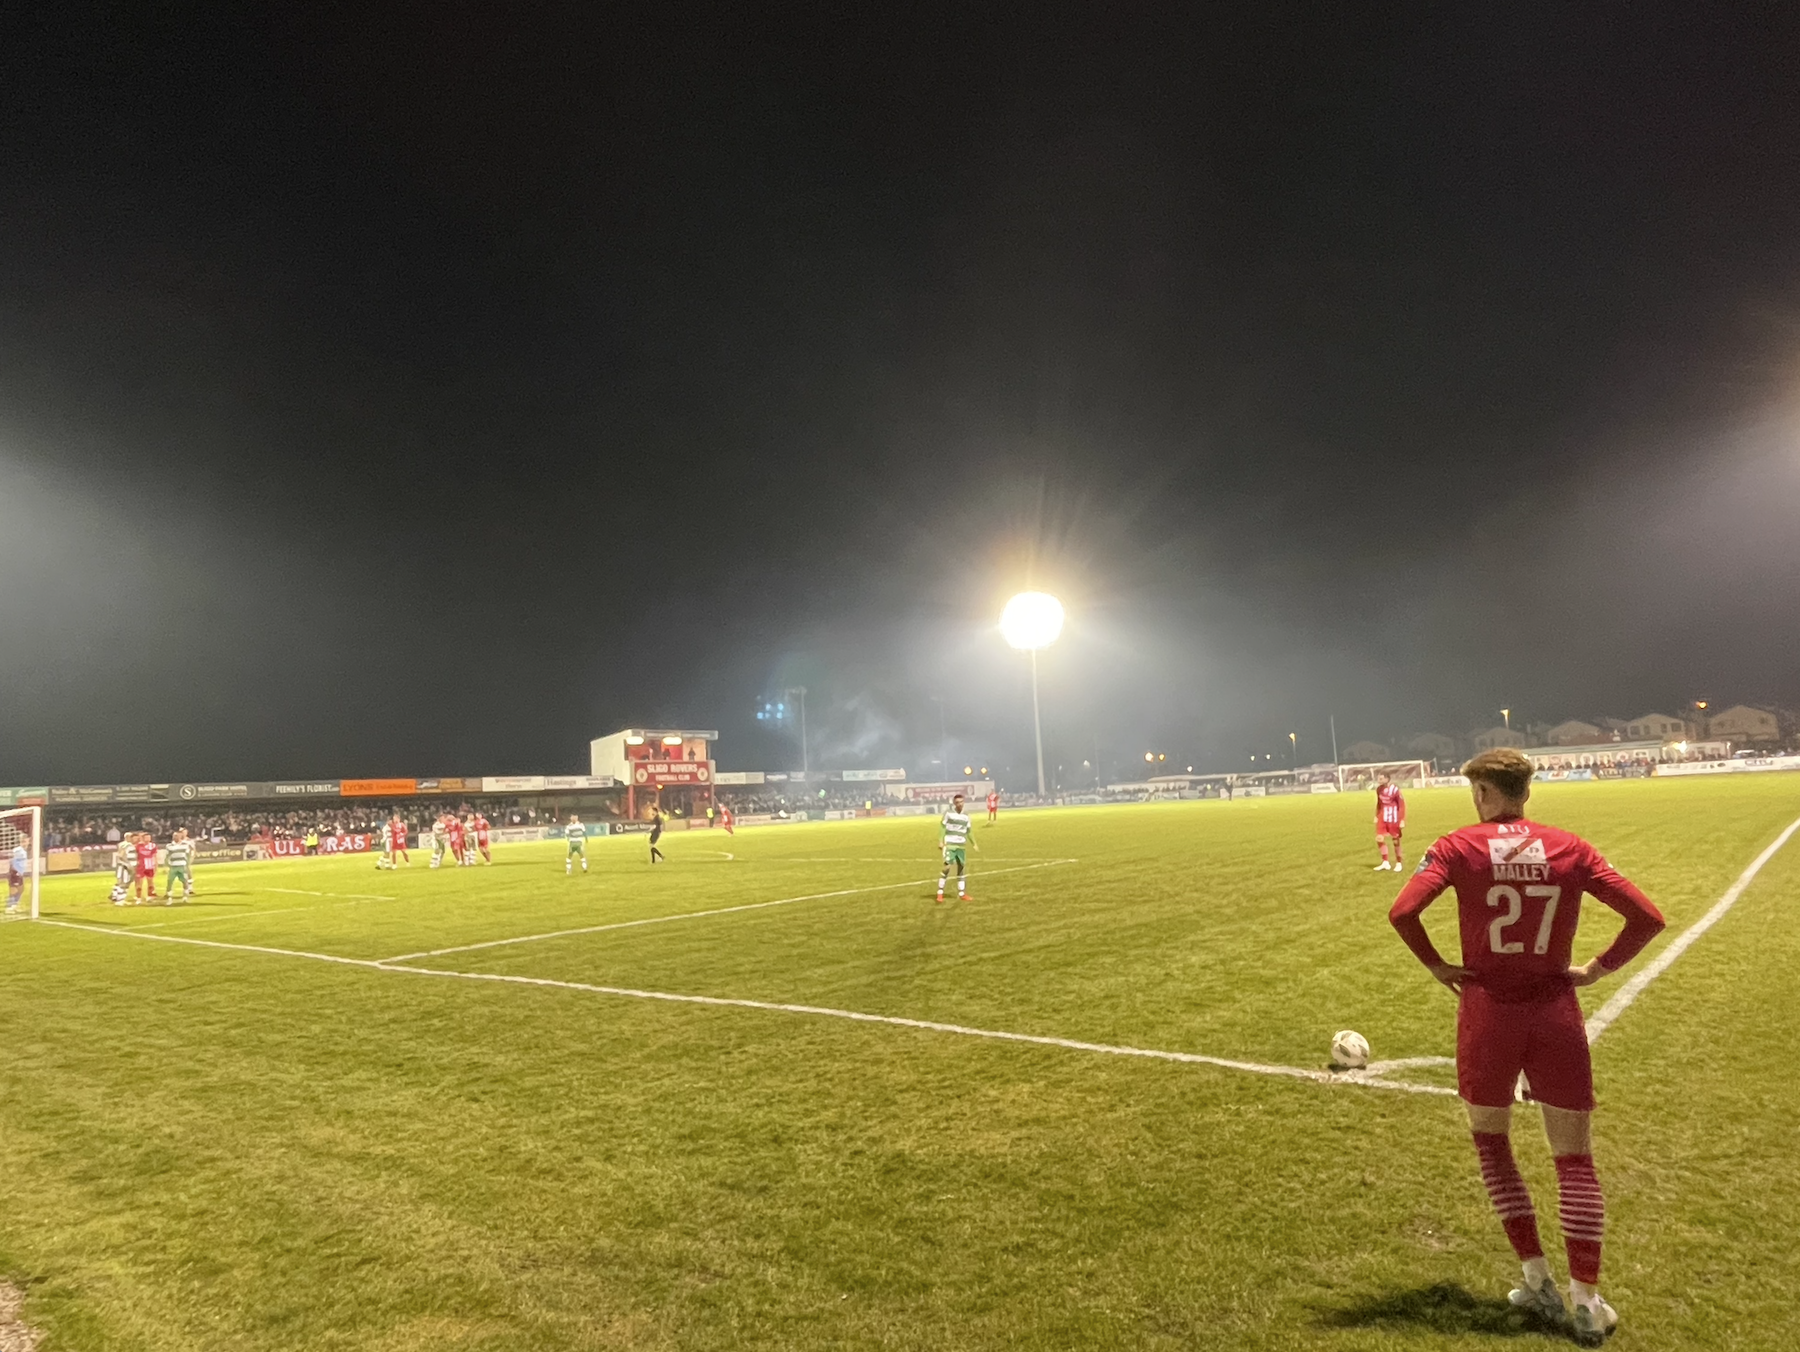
left=797, top=687, right=809, bottom=775
left=1031, top=648, right=1046, bottom=798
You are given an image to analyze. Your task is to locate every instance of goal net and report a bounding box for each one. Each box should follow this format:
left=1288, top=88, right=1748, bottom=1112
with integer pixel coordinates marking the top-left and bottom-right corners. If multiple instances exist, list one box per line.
left=1334, top=760, right=1432, bottom=793
left=1, top=806, right=42, bottom=920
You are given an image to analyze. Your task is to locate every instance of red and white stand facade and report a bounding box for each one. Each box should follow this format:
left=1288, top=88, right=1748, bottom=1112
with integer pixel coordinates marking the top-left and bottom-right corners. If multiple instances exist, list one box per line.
left=589, top=728, right=719, bottom=821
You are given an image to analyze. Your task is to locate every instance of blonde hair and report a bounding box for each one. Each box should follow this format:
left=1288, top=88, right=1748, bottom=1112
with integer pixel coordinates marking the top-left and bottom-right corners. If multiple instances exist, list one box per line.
left=1461, top=747, right=1534, bottom=800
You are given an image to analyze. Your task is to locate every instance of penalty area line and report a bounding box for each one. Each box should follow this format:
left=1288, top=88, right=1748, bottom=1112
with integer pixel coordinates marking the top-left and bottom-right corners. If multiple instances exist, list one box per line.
left=35, top=917, right=1450, bottom=1097
left=1585, top=812, right=1800, bottom=1044
left=375, top=858, right=1080, bottom=964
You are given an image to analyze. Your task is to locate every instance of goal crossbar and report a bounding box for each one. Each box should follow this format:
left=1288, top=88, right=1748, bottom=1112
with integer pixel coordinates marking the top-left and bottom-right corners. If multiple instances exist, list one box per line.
left=1334, top=760, right=1431, bottom=792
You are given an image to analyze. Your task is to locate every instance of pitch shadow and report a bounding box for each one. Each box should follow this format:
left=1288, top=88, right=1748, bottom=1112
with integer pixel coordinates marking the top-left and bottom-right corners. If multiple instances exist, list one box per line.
left=1315, top=1283, right=1568, bottom=1341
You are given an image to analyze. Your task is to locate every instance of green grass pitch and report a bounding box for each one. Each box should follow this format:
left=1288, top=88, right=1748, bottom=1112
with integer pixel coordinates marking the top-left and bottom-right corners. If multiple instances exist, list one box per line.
left=3, top=776, right=1799, bottom=1350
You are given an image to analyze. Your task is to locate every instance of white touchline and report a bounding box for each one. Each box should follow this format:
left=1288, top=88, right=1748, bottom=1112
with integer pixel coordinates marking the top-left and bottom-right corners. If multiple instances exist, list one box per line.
left=35, top=919, right=1451, bottom=1097
left=1584, top=812, right=1800, bottom=1043
left=375, top=859, right=1080, bottom=964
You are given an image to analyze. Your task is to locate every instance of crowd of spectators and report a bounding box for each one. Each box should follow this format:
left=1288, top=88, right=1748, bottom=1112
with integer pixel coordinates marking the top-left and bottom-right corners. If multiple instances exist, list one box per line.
left=40, top=798, right=570, bottom=848
left=716, top=785, right=929, bottom=814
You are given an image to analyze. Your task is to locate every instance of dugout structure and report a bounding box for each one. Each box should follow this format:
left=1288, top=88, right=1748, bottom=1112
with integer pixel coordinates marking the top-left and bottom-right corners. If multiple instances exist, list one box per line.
left=1334, top=759, right=1431, bottom=793
left=590, top=728, right=719, bottom=820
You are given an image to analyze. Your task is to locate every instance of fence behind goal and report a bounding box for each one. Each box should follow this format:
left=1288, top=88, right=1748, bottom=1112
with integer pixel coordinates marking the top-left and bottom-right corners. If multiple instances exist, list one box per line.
left=2, top=806, right=42, bottom=920
left=1334, top=760, right=1431, bottom=792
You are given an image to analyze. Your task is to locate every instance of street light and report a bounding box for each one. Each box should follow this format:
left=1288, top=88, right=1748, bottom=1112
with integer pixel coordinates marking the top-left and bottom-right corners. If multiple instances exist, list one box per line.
left=1501, top=708, right=1511, bottom=731
left=1000, top=591, right=1064, bottom=797
left=1288, top=731, right=1297, bottom=766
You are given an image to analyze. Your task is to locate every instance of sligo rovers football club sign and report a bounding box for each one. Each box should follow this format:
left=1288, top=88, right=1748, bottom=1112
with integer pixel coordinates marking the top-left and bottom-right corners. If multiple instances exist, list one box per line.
left=631, top=760, right=714, bottom=786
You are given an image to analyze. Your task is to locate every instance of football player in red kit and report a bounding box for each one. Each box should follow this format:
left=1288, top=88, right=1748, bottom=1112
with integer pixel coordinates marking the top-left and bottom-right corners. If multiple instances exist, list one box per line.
left=473, top=812, right=491, bottom=864
left=392, top=815, right=410, bottom=865
left=986, top=790, right=1000, bottom=823
left=134, top=832, right=159, bottom=904
left=447, top=814, right=466, bottom=866
left=1373, top=772, right=1405, bottom=869
left=1389, top=748, right=1665, bottom=1344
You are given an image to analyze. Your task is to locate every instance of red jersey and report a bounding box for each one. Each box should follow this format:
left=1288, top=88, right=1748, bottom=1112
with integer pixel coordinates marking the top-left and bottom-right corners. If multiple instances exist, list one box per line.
left=136, top=839, right=158, bottom=874
left=448, top=820, right=465, bottom=846
left=1375, top=783, right=1405, bottom=828
left=719, top=805, right=734, bottom=834
left=393, top=821, right=408, bottom=846
left=473, top=815, right=490, bottom=842
left=986, top=793, right=999, bottom=812
left=1390, top=815, right=1664, bottom=1002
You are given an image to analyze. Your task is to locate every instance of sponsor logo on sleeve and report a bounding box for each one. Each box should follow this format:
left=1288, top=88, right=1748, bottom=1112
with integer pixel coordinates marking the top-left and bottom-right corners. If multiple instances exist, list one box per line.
left=1487, top=835, right=1551, bottom=880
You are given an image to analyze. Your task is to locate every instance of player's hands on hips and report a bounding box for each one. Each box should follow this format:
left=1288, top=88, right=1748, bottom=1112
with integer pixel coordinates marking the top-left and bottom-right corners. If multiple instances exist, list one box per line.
left=1427, top=960, right=1472, bottom=993
left=1566, top=958, right=1607, bottom=987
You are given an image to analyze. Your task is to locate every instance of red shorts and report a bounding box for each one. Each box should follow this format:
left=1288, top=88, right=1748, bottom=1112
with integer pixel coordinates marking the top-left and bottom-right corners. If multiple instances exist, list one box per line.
left=1376, top=819, right=1402, bottom=838
left=1456, top=984, right=1594, bottom=1111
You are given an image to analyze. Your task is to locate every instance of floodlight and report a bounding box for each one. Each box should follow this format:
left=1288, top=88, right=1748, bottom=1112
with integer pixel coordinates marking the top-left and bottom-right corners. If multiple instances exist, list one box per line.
left=999, top=591, right=1064, bottom=650
left=625, top=735, right=645, bottom=745
left=662, top=735, right=683, bottom=746
left=999, top=591, right=1063, bottom=797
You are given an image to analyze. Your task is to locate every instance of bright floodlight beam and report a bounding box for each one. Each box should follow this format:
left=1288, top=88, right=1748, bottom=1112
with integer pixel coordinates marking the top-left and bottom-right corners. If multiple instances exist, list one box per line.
left=999, top=592, right=1064, bottom=797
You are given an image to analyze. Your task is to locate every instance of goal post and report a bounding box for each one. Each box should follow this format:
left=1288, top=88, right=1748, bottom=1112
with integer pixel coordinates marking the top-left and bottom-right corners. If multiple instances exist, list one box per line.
left=2, top=805, right=42, bottom=920
left=1334, top=760, right=1432, bottom=793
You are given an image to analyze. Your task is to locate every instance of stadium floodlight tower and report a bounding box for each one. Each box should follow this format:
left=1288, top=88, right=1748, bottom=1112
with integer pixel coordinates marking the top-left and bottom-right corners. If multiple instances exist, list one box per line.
left=999, top=591, right=1064, bottom=798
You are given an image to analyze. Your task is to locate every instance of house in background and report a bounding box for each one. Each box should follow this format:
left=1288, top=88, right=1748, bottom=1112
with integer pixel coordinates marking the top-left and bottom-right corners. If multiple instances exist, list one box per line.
left=1405, top=732, right=1458, bottom=763
left=1625, top=712, right=1694, bottom=741
left=1704, top=704, right=1780, bottom=746
left=1472, top=726, right=1526, bottom=751
left=1545, top=719, right=1600, bottom=746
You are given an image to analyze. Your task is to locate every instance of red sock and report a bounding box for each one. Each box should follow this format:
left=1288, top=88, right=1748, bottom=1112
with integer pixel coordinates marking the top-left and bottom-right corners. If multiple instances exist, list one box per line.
left=1380, top=841, right=1390, bottom=862
left=1473, top=1132, right=1544, bottom=1261
left=1555, top=1154, right=1604, bottom=1285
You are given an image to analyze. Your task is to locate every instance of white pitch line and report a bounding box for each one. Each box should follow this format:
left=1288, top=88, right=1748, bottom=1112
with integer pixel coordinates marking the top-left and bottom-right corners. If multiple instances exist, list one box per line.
left=1365, top=1056, right=1455, bottom=1074
left=1585, top=813, right=1800, bottom=1043
left=767, top=858, right=1065, bottom=864
left=135, top=905, right=322, bottom=929
left=375, top=859, right=1079, bottom=964
left=37, top=920, right=386, bottom=971
left=33, top=918, right=1449, bottom=1097
left=381, top=964, right=1456, bottom=1096
left=266, top=888, right=397, bottom=901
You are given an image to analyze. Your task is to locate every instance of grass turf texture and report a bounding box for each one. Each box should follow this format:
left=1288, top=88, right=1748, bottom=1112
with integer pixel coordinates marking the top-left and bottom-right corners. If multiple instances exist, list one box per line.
left=1, top=777, right=1797, bottom=1350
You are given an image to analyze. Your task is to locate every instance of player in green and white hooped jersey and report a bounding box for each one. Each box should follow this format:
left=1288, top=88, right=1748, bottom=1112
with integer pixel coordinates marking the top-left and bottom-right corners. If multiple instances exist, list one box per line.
left=429, top=816, right=449, bottom=868
left=936, top=793, right=977, bottom=902
left=163, top=830, right=195, bottom=903
left=565, top=814, right=588, bottom=873
left=377, top=819, right=396, bottom=870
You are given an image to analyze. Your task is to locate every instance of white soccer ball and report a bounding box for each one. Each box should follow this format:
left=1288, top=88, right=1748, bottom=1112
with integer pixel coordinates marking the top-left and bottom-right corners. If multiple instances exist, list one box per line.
left=1330, top=1029, right=1370, bottom=1070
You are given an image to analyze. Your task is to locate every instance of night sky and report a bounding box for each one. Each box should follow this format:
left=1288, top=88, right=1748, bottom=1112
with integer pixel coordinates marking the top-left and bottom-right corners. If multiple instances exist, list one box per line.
left=5, top=7, right=1800, bottom=787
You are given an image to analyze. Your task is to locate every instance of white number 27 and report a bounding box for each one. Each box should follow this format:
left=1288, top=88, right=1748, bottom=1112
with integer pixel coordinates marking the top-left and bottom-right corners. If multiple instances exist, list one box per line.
left=1486, top=884, right=1562, bottom=955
